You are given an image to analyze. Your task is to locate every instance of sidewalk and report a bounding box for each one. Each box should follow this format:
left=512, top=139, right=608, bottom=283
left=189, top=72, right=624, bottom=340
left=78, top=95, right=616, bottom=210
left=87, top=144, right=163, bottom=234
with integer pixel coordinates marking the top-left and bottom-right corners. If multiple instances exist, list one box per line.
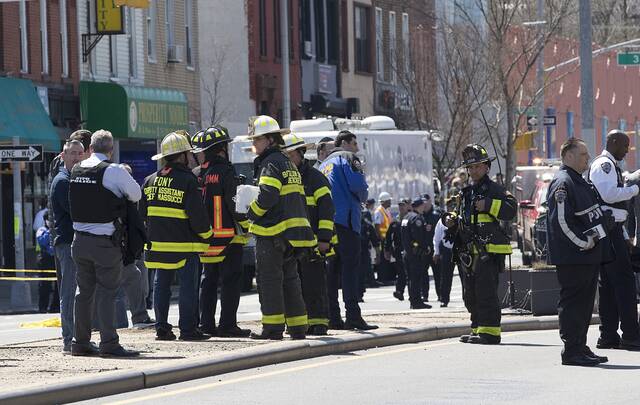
left=0, top=309, right=558, bottom=397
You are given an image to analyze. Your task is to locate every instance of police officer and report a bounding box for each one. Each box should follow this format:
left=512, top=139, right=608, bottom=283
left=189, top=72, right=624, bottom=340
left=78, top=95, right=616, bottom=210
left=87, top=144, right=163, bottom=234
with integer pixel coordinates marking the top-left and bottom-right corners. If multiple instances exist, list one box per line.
left=547, top=138, right=610, bottom=366
left=192, top=126, right=251, bottom=338
left=140, top=132, right=213, bottom=341
left=389, top=198, right=410, bottom=301
left=452, top=144, right=517, bottom=345
left=247, top=116, right=316, bottom=340
left=361, top=198, right=381, bottom=290
left=421, top=195, right=441, bottom=303
left=374, top=192, right=394, bottom=283
left=589, top=129, right=640, bottom=351
left=283, top=133, right=336, bottom=336
left=401, top=197, right=431, bottom=309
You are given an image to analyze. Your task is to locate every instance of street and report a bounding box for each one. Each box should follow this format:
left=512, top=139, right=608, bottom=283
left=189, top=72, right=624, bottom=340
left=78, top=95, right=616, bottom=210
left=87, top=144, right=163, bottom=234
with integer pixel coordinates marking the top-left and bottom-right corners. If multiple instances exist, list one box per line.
left=75, top=326, right=640, bottom=405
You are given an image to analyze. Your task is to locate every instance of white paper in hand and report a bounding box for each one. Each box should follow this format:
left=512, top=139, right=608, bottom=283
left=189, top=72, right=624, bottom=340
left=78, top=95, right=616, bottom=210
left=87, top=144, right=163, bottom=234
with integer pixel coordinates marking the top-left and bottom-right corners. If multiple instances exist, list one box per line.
left=236, top=185, right=260, bottom=214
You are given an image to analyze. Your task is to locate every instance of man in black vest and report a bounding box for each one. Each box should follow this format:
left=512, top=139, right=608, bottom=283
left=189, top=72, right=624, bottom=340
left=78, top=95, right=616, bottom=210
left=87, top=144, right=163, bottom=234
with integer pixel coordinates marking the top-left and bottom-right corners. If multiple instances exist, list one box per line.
left=69, top=130, right=141, bottom=357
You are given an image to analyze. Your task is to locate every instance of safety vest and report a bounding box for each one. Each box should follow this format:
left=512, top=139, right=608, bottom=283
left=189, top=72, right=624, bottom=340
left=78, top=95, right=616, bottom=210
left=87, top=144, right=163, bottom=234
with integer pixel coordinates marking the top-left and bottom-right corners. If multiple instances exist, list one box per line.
left=375, top=206, right=392, bottom=239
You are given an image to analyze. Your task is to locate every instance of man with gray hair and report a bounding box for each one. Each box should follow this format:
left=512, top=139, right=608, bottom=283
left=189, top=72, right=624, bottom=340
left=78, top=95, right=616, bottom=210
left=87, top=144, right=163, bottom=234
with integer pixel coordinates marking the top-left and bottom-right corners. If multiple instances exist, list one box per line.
left=69, top=130, right=141, bottom=357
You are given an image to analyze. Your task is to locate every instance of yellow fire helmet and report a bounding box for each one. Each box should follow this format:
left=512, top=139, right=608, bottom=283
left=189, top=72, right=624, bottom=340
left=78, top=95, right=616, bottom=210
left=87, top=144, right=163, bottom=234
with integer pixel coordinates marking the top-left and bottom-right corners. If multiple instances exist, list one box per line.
left=247, top=115, right=290, bottom=140
left=152, top=131, right=194, bottom=161
left=282, top=133, right=315, bottom=153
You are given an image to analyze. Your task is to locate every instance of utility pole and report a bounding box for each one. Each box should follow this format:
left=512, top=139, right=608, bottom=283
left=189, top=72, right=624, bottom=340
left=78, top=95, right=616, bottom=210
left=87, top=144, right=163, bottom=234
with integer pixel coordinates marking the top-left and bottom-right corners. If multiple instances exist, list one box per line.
left=10, top=136, right=31, bottom=310
left=579, top=0, right=595, bottom=156
left=535, top=0, right=545, bottom=159
left=280, top=0, right=291, bottom=127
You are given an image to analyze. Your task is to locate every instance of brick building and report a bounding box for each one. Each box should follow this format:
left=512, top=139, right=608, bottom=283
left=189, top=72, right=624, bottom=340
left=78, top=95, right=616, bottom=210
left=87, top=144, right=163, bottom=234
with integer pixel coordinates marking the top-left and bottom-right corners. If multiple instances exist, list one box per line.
left=247, top=0, right=303, bottom=125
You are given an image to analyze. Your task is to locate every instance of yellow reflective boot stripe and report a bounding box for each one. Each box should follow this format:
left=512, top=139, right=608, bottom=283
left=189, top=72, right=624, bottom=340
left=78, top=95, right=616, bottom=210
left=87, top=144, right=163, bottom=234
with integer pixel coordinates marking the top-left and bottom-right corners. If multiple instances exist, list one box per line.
left=200, top=255, right=225, bottom=263
left=250, top=217, right=311, bottom=236
left=198, top=229, right=213, bottom=239
left=262, top=314, right=286, bottom=324
left=489, top=199, right=502, bottom=217
left=149, top=241, right=210, bottom=252
left=249, top=200, right=267, bottom=217
left=144, top=259, right=186, bottom=270
left=318, top=219, right=334, bottom=230
left=477, top=326, right=501, bottom=336
left=286, top=315, right=308, bottom=327
left=306, top=196, right=316, bottom=206
left=471, top=327, right=478, bottom=334
left=485, top=243, right=512, bottom=254
left=313, top=186, right=331, bottom=200
left=281, top=184, right=305, bottom=195
left=259, top=176, right=282, bottom=190
left=308, top=318, right=329, bottom=326
left=148, top=207, right=188, bottom=219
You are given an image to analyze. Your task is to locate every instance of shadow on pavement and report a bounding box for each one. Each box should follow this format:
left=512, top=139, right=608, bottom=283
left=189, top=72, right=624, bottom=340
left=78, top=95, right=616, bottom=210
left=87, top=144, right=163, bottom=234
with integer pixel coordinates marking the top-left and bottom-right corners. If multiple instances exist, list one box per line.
left=499, top=343, right=560, bottom=347
left=598, top=364, right=640, bottom=370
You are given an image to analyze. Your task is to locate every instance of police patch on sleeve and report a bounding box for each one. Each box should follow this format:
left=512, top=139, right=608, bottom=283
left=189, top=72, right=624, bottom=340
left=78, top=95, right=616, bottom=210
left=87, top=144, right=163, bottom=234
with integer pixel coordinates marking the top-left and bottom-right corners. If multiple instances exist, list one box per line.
left=415, top=219, right=422, bottom=226
left=601, top=162, right=612, bottom=174
left=555, top=187, right=567, bottom=203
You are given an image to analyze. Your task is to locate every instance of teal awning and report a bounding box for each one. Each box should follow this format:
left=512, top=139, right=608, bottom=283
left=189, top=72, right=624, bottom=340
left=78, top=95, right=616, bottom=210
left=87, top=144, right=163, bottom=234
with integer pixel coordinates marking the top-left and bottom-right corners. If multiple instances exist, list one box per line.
left=0, top=77, right=59, bottom=151
left=80, top=81, right=189, bottom=139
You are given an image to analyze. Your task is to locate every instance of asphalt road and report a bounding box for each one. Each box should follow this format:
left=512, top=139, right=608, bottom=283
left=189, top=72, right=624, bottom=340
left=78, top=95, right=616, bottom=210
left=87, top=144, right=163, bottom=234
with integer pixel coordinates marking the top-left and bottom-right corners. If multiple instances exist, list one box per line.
left=0, top=274, right=468, bottom=345
left=75, top=326, right=640, bottom=405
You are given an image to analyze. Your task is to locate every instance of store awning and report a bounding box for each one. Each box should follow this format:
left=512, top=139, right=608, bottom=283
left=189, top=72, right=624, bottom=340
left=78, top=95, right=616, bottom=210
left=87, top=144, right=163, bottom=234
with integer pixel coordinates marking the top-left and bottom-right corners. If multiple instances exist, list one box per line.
left=0, top=77, right=60, bottom=151
left=80, top=81, right=188, bottom=139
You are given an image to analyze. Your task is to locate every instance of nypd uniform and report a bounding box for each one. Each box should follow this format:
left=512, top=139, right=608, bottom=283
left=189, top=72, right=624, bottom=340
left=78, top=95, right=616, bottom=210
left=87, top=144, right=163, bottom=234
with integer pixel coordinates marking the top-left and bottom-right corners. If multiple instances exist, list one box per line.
left=548, top=164, right=609, bottom=363
left=589, top=150, right=640, bottom=347
left=421, top=202, right=440, bottom=302
left=401, top=201, right=431, bottom=308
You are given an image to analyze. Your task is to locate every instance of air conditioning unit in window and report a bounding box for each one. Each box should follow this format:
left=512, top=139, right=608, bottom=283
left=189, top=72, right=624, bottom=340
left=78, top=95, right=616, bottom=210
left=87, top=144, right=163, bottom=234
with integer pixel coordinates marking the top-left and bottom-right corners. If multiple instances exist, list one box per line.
left=304, top=41, right=313, bottom=57
left=167, top=45, right=184, bottom=63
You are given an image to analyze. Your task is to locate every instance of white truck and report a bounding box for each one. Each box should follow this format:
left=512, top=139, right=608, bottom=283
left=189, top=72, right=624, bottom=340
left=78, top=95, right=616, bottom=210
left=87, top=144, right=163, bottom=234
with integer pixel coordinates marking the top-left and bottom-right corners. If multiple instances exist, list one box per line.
left=229, top=115, right=437, bottom=290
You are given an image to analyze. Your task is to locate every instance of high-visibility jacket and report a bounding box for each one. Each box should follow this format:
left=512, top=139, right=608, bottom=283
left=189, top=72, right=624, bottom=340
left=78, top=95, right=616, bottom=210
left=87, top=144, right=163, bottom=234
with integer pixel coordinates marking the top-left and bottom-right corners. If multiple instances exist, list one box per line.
left=460, top=174, right=517, bottom=254
left=140, top=162, right=213, bottom=269
left=375, top=205, right=392, bottom=239
left=299, top=159, right=336, bottom=254
left=247, top=147, right=315, bottom=247
left=194, top=156, right=248, bottom=263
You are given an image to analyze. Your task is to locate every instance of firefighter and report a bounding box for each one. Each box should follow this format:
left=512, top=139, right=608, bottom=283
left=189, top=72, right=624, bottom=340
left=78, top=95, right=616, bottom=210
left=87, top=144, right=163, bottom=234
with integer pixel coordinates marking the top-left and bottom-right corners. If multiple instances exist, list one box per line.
left=451, top=144, right=517, bottom=345
left=140, top=131, right=213, bottom=341
left=374, top=192, right=394, bottom=283
left=191, top=126, right=252, bottom=338
left=401, top=197, right=432, bottom=309
left=282, top=133, right=335, bottom=336
left=246, top=116, right=316, bottom=340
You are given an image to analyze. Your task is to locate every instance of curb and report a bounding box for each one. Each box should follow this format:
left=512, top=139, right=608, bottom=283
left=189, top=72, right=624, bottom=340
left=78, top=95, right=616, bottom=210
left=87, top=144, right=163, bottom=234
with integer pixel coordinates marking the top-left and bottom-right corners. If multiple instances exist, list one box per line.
left=0, top=315, right=592, bottom=405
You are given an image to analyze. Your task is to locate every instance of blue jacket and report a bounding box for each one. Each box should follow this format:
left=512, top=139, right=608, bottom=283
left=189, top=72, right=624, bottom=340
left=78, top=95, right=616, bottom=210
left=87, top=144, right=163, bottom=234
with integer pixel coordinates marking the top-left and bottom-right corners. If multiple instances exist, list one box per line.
left=319, top=149, right=368, bottom=234
left=50, top=168, right=74, bottom=245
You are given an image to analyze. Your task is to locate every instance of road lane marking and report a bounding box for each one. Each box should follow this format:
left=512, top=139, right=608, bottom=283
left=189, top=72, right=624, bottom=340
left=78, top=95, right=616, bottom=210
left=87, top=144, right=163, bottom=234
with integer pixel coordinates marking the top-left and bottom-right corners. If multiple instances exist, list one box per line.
left=106, top=329, right=548, bottom=405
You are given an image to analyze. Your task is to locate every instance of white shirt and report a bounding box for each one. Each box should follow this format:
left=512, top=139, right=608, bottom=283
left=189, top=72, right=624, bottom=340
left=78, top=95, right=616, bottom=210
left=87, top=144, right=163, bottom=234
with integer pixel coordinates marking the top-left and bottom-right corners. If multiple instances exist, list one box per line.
left=433, top=219, right=453, bottom=255
left=589, top=150, right=638, bottom=223
left=73, top=153, right=142, bottom=236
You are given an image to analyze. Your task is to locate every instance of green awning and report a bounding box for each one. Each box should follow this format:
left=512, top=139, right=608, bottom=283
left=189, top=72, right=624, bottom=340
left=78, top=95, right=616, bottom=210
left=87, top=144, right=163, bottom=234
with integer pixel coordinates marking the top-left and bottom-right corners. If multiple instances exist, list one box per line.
left=0, top=77, right=59, bottom=151
left=80, top=81, right=188, bottom=139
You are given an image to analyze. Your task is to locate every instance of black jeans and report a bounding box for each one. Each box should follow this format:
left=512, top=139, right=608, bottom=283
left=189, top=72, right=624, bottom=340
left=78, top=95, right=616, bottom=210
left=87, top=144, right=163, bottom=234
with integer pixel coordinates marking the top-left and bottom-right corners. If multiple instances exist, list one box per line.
left=200, top=244, right=244, bottom=331
left=557, top=264, right=598, bottom=357
left=327, top=255, right=342, bottom=321
left=422, top=256, right=440, bottom=301
left=439, top=245, right=455, bottom=305
left=335, top=224, right=362, bottom=319
left=599, top=225, right=640, bottom=342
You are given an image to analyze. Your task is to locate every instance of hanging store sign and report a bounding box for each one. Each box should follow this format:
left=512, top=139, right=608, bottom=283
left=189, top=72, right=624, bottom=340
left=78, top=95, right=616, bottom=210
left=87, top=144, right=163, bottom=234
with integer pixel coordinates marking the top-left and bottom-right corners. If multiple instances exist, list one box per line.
left=96, top=0, right=124, bottom=34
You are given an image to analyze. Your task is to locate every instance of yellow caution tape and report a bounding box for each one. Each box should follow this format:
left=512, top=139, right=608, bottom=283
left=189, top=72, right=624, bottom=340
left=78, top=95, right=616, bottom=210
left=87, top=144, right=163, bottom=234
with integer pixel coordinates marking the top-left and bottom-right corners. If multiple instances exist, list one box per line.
left=0, top=269, right=56, bottom=273
left=19, top=317, right=62, bottom=328
left=0, top=277, right=57, bottom=281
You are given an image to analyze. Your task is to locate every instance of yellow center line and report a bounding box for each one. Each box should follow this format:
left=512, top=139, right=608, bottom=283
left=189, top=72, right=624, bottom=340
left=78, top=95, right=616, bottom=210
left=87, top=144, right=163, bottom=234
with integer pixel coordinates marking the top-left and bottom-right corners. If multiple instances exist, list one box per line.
left=107, top=329, right=549, bottom=405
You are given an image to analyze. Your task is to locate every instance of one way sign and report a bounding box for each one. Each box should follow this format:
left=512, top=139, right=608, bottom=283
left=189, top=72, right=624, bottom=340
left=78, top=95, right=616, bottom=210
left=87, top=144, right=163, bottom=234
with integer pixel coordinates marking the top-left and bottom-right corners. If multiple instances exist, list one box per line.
left=0, top=145, right=43, bottom=162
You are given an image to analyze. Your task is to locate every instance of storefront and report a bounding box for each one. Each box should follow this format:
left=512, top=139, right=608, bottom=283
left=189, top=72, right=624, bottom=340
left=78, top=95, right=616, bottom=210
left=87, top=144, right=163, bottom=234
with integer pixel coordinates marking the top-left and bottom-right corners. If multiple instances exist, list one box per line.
left=79, top=81, right=189, bottom=184
left=0, top=77, right=62, bottom=269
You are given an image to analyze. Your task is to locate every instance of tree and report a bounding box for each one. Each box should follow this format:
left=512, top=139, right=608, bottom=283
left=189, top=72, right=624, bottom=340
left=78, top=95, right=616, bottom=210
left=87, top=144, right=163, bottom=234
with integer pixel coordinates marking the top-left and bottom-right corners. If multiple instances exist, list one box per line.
left=200, top=41, right=231, bottom=127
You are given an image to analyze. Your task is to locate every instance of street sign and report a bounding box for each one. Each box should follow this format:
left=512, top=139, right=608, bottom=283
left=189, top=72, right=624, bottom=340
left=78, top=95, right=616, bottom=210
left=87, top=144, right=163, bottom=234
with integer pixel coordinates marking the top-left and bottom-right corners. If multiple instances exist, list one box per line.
left=617, top=52, right=640, bottom=65
left=527, top=116, right=538, bottom=127
left=0, top=145, right=43, bottom=162
left=543, top=116, right=556, bottom=126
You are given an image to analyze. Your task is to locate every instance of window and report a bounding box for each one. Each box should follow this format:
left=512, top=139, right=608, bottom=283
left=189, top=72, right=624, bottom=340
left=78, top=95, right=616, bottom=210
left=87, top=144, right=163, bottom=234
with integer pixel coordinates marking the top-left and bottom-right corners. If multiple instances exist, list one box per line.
left=619, top=118, right=627, bottom=132
left=40, top=0, right=49, bottom=74
left=19, top=0, right=29, bottom=73
left=109, top=36, right=118, bottom=77
left=402, top=13, right=409, bottom=75
left=259, top=0, right=267, bottom=57
left=315, top=0, right=325, bottom=62
left=327, top=0, right=339, bottom=64
left=601, top=116, right=608, bottom=150
left=389, top=11, right=396, bottom=83
left=185, top=0, right=194, bottom=67
left=566, top=111, right=574, bottom=138
left=354, top=5, right=371, bottom=73
left=301, top=0, right=311, bottom=59
left=60, top=0, right=69, bottom=77
left=165, top=0, right=175, bottom=49
left=375, top=8, right=382, bottom=80
left=127, top=8, right=137, bottom=78
left=147, top=1, right=157, bottom=61
left=274, top=0, right=281, bottom=58
left=341, top=0, right=348, bottom=71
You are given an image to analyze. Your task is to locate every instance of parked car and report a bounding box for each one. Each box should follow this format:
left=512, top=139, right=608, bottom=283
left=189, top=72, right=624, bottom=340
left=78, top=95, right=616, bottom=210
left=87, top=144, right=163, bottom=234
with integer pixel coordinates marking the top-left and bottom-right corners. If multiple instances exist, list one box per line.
left=512, top=163, right=560, bottom=265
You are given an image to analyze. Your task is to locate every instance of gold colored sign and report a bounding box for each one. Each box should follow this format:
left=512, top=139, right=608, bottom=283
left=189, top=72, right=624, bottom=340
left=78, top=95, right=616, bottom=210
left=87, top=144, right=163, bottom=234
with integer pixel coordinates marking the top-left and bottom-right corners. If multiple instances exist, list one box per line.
left=114, top=0, right=150, bottom=8
left=96, top=0, right=124, bottom=34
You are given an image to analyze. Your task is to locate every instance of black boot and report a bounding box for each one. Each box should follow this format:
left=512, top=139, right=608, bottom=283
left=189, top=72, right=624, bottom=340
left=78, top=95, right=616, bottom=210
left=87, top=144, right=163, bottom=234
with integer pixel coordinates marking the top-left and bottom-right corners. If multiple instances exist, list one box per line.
left=344, top=317, right=378, bottom=330
left=250, top=330, right=284, bottom=340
